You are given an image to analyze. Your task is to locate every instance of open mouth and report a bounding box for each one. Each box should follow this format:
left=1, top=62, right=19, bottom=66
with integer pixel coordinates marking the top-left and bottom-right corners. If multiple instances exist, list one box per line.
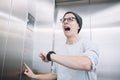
left=64, top=27, right=71, bottom=31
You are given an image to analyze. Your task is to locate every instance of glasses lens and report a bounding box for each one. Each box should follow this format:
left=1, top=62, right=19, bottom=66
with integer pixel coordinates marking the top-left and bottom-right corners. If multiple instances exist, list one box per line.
left=60, top=17, right=76, bottom=23
left=68, top=17, right=73, bottom=22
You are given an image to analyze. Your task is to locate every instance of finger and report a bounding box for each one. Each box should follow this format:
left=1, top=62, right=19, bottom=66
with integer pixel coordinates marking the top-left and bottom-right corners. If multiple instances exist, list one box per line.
left=24, top=69, right=28, bottom=74
left=39, top=54, right=45, bottom=59
left=23, top=63, right=30, bottom=70
left=25, top=69, right=29, bottom=73
left=41, top=56, right=45, bottom=61
left=39, top=53, right=42, bottom=58
left=24, top=70, right=29, bottom=75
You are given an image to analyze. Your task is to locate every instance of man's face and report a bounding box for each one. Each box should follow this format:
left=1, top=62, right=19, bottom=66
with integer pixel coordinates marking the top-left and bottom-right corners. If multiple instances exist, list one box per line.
left=61, top=13, right=80, bottom=37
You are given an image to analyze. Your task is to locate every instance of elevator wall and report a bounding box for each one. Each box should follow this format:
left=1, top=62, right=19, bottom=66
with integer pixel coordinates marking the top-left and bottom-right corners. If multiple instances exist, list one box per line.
left=0, top=0, right=35, bottom=80
left=0, top=0, right=55, bottom=79
left=32, top=0, right=55, bottom=74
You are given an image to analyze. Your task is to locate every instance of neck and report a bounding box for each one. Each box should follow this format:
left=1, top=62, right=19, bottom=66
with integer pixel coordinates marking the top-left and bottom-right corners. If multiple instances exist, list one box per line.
left=66, top=34, right=80, bottom=45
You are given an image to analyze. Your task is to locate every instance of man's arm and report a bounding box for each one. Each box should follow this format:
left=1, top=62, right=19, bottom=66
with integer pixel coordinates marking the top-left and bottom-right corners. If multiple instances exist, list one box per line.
left=51, top=54, right=92, bottom=71
left=40, top=51, right=92, bottom=71
left=24, top=63, right=57, bottom=80
left=32, top=72, right=56, bottom=80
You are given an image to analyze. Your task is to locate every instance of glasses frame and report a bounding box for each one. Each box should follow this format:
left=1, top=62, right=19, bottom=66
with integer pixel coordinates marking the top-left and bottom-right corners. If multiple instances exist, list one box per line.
left=60, top=17, right=76, bottom=23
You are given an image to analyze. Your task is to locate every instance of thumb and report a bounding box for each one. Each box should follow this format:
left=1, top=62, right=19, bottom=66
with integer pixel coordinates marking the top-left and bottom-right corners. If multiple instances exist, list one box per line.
left=39, top=53, right=45, bottom=60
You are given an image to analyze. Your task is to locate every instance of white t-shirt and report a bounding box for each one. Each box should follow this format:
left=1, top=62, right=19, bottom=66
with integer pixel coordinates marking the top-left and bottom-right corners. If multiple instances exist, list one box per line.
left=52, top=39, right=99, bottom=80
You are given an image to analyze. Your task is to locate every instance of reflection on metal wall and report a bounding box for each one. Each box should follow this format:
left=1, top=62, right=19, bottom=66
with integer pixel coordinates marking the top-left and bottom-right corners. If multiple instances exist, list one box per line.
left=0, top=0, right=34, bottom=80
left=55, top=0, right=120, bottom=80
left=91, top=2, right=120, bottom=80
left=33, top=0, right=55, bottom=74
left=21, top=0, right=35, bottom=80
left=0, top=0, right=11, bottom=79
left=0, top=0, right=55, bottom=80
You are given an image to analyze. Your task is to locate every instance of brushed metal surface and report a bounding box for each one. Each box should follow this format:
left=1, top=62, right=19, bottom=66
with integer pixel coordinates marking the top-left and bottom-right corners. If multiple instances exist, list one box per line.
left=0, top=0, right=11, bottom=79
left=32, top=0, right=55, bottom=74
left=0, top=0, right=29, bottom=80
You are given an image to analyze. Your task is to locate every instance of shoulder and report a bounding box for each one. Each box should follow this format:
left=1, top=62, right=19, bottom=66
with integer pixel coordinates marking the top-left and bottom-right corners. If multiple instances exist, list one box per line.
left=80, top=38, right=98, bottom=48
left=80, top=38, right=92, bottom=44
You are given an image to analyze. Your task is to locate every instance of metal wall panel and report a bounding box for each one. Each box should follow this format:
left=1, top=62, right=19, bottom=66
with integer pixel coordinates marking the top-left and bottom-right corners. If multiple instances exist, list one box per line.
left=33, top=0, right=55, bottom=73
left=21, top=0, right=35, bottom=80
left=0, top=0, right=11, bottom=79
left=1, top=0, right=28, bottom=80
left=20, top=3, right=35, bottom=80
left=91, top=2, right=120, bottom=80
left=0, top=0, right=35, bottom=80
left=2, top=31, right=24, bottom=80
left=22, top=30, right=33, bottom=80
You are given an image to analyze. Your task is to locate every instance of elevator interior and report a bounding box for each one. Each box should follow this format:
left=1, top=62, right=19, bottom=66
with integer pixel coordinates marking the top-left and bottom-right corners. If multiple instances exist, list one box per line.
left=0, top=0, right=120, bottom=80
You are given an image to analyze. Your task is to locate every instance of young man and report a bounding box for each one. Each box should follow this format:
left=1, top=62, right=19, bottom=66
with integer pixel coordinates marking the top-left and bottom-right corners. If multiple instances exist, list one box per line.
left=24, top=11, right=99, bottom=80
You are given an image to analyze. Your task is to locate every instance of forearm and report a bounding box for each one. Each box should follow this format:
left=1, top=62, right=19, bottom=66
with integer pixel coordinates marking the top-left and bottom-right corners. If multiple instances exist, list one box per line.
left=33, top=72, right=57, bottom=80
left=51, top=54, right=92, bottom=71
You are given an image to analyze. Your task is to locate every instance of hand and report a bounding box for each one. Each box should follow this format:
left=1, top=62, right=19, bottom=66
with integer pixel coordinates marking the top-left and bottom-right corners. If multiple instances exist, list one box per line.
left=23, top=63, right=36, bottom=78
left=39, top=51, right=49, bottom=62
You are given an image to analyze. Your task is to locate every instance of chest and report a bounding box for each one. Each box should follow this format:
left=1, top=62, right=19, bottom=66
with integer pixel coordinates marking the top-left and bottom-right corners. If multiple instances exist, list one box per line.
left=58, top=42, right=85, bottom=56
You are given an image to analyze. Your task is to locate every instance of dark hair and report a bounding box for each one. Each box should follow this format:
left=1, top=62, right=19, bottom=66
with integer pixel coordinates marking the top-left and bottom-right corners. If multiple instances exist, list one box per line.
left=63, top=11, right=82, bottom=33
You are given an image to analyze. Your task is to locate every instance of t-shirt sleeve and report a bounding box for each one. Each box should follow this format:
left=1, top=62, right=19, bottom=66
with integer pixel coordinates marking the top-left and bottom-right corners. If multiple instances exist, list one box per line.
left=82, top=40, right=99, bottom=70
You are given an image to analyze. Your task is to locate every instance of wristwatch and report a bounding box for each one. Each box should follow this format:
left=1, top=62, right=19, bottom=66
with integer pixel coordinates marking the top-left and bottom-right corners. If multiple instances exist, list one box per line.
left=47, top=51, right=56, bottom=61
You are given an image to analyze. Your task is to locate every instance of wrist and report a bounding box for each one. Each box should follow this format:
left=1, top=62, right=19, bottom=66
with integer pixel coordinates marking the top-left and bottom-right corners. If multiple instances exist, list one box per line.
left=32, top=74, right=37, bottom=79
left=47, top=51, right=56, bottom=61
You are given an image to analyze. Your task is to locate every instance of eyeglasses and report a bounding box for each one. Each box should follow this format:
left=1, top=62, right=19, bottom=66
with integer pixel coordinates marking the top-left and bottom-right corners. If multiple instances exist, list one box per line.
left=60, top=17, right=76, bottom=23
